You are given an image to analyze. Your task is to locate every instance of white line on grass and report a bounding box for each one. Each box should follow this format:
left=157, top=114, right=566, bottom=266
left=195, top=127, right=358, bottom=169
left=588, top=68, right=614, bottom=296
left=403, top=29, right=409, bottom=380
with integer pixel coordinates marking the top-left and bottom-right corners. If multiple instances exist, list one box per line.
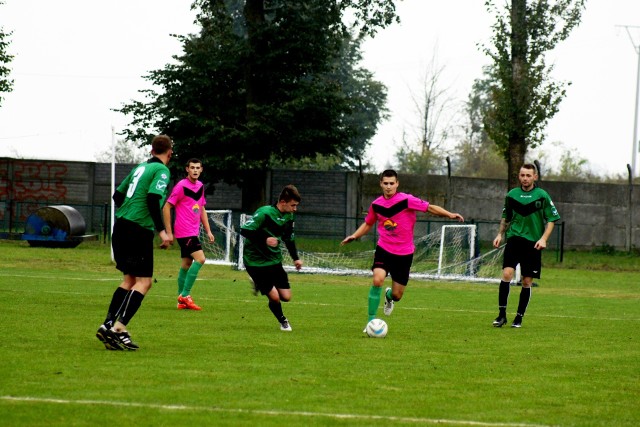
left=0, top=395, right=553, bottom=427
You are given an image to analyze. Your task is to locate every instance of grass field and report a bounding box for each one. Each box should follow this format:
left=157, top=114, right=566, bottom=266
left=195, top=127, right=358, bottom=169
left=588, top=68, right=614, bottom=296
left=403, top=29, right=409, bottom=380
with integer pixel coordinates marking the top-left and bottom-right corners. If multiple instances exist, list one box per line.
left=0, top=240, right=638, bottom=426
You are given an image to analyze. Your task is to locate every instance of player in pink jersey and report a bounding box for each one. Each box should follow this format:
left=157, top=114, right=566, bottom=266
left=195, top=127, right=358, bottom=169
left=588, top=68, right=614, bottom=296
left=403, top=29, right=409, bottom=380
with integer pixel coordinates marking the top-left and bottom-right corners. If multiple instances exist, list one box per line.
left=341, top=169, right=464, bottom=331
left=163, top=158, right=215, bottom=310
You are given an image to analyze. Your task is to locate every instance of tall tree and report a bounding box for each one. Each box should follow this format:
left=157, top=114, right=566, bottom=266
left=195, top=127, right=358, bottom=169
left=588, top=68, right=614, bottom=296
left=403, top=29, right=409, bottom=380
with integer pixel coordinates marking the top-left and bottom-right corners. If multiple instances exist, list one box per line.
left=118, top=0, right=396, bottom=210
left=454, top=67, right=506, bottom=178
left=0, top=0, right=14, bottom=108
left=395, top=52, right=455, bottom=175
left=481, top=0, right=585, bottom=188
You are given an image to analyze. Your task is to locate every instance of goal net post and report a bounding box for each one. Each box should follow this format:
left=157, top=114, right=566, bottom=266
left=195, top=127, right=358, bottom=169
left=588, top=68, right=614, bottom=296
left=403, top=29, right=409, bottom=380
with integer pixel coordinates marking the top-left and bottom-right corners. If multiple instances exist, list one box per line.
left=236, top=217, right=504, bottom=283
left=200, top=209, right=236, bottom=265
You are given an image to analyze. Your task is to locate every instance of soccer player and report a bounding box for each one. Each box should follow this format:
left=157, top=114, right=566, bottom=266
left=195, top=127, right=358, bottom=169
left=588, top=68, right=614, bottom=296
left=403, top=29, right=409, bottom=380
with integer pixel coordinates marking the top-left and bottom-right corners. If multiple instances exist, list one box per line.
left=162, top=158, right=215, bottom=311
left=492, top=163, right=561, bottom=328
left=240, top=185, right=302, bottom=331
left=341, top=169, right=464, bottom=331
left=96, top=135, right=173, bottom=351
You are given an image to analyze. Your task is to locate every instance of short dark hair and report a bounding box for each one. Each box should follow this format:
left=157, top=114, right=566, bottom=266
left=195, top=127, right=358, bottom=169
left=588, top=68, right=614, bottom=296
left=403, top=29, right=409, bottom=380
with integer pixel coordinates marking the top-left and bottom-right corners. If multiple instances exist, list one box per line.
left=379, top=169, right=398, bottom=181
left=522, top=163, right=538, bottom=174
left=186, top=158, right=202, bottom=167
left=278, top=184, right=301, bottom=203
left=151, top=135, right=173, bottom=155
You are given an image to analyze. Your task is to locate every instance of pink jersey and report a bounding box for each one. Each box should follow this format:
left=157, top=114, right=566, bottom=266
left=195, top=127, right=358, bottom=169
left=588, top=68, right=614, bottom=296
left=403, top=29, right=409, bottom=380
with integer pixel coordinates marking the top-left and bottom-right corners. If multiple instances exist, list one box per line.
left=364, top=192, right=429, bottom=255
left=166, top=178, right=206, bottom=238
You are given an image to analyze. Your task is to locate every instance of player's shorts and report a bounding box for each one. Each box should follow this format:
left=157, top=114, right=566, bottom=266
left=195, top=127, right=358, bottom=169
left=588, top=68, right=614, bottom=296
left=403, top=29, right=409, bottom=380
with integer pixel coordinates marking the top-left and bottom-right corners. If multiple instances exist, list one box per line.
left=245, top=263, right=291, bottom=295
left=372, top=246, right=414, bottom=286
left=112, top=218, right=154, bottom=277
left=177, top=236, right=203, bottom=258
left=503, top=236, right=542, bottom=279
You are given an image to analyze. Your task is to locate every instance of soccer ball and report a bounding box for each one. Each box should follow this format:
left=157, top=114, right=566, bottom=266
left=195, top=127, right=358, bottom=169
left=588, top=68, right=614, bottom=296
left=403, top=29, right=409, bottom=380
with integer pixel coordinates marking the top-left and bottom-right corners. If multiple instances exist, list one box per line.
left=365, top=318, right=388, bottom=338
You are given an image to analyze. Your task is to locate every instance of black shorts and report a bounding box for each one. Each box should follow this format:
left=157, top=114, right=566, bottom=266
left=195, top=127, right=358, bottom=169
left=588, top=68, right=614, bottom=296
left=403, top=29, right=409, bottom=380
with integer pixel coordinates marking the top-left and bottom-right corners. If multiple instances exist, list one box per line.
left=372, top=246, right=414, bottom=286
left=245, top=264, right=290, bottom=295
left=112, top=218, right=154, bottom=277
left=177, top=236, right=203, bottom=258
left=503, top=236, right=542, bottom=279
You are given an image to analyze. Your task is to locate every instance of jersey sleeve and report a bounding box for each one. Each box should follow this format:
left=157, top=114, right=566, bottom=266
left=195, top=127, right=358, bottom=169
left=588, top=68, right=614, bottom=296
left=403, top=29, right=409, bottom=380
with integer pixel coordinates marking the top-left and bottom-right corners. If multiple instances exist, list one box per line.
left=407, top=194, right=428, bottom=212
left=364, top=204, right=377, bottom=225
left=544, top=193, right=561, bottom=222
left=149, top=168, right=170, bottom=197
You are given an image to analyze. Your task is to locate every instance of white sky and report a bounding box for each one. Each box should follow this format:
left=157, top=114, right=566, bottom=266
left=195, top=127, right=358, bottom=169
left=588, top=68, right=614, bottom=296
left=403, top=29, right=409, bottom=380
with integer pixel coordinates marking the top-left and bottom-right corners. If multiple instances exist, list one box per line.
left=1, top=0, right=639, bottom=176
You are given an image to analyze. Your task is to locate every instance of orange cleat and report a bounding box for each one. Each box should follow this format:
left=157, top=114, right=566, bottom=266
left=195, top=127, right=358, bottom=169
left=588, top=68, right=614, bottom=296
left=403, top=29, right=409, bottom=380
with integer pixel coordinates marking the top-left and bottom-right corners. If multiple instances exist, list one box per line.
left=178, top=295, right=202, bottom=311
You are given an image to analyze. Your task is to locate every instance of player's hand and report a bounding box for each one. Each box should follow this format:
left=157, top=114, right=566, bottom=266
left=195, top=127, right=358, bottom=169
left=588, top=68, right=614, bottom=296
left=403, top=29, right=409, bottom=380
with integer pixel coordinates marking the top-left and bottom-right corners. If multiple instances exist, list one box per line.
left=451, top=213, right=464, bottom=222
left=159, top=230, right=171, bottom=249
left=534, top=238, right=547, bottom=250
left=341, top=235, right=356, bottom=246
left=493, top=235, right=502, bottom=248
left=207, top=232, right=215, bottom=243
left=294, top=259, right=303, bottom=271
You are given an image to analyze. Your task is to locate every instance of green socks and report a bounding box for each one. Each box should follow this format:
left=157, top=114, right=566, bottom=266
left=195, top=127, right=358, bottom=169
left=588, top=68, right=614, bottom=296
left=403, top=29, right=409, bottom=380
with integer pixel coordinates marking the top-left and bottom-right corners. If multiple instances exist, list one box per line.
left=182, top=261, right=203, bottom=297
left=368, top=286, right=382, bottom=321
left=177, top=267, right=188, bottom=296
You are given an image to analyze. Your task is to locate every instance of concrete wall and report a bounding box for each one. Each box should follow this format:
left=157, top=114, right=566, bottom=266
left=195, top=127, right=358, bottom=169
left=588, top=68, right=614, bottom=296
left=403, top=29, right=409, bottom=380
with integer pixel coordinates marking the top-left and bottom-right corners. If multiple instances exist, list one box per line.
left=1, top=158, right=638, bottom=249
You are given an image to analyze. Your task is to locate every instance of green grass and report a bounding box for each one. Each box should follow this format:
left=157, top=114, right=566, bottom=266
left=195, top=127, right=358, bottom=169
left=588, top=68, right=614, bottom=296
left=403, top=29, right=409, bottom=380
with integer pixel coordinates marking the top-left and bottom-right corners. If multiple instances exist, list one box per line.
left=0, top=240, right=639, bottom=426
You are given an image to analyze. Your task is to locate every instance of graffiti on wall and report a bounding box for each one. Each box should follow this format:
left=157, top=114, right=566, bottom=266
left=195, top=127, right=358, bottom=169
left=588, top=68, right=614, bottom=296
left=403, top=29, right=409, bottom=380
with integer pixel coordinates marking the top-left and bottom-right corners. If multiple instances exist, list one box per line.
left=0, top=160, right=69, bottom=223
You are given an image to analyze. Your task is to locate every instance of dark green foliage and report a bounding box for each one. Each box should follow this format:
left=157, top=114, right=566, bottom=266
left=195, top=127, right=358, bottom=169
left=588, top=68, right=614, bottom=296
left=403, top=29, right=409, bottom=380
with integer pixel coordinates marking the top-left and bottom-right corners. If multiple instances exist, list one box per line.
left=117, top=0, right=394, bottom=192
left=0, top=0, right=14, bottom=108
left=480, top=0, right=586, bottom=188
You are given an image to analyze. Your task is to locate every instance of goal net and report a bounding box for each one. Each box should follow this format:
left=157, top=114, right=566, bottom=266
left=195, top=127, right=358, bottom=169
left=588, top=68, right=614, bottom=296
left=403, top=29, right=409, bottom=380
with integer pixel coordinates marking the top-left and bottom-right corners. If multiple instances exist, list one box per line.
left=200, top=209, right=236, bottom=265
left=236, top=215, right=504, bottom=283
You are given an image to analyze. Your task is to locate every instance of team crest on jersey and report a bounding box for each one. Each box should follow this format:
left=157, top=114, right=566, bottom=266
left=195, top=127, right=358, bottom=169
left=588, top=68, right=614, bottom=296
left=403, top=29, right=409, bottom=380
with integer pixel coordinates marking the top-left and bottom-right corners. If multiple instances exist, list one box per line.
left=192, top=203, right=201, bottom=214
left=383, top=219, right=397, bottom=231
left=156, top=182, right=167, bottom=191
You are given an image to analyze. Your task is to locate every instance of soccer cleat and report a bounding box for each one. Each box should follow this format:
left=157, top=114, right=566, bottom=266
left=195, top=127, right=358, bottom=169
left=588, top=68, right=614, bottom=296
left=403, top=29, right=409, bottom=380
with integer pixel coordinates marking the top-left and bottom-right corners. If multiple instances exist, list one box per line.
left=511, top=315, right=523, bottom=328
left=280, top=319, right=292, bottom=331
left=177, top=296, right=187, bottom=310
left=178, top=295, right=202, bottom=311
left=383, top=287, right=394, bottom=316
left=96, top=325, right=123, bottom=351
left=492, top=316, right=508, bottom=327
left=112, top=330, right=139, bottom=351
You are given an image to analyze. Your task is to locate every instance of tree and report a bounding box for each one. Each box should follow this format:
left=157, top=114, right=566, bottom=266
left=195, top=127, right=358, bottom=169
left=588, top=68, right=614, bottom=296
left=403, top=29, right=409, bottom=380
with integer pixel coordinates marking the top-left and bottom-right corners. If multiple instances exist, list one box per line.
left=454, top=67, right=506, bottom=178
left=0, top=0, right=14, bottom=108
left=95, top=139, right=149, bottom=164
left=481, top=0, right=586, bottom=189
left=117, top=0, right=396, bottom=211
left=395, top=52, right=456, bottom=175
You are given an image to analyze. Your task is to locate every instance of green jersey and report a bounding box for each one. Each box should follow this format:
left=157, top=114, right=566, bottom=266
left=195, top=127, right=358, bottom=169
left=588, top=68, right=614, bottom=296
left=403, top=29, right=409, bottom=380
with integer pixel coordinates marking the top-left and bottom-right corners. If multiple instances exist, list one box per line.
left=115, top=158, right=170, bottom=230
left=502, top=186, right=561, bottom=242
left=240, top=205, right=297, bottom=267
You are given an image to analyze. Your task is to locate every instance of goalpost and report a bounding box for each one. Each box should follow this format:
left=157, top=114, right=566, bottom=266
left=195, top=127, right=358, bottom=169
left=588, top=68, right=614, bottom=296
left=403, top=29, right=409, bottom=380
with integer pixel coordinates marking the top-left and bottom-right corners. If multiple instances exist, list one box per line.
left=235, top=215, right=504, bottom=283
left=199, top=209, right=236, bottom=265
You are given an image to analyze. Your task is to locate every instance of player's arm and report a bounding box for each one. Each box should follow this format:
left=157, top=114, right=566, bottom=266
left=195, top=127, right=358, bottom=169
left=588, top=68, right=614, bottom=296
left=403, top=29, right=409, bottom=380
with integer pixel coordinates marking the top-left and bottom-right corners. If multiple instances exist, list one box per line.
left=147, top=193, right=170, bottom=247
left=427, top=204, right=464, bottom=222
left=162, top=202, right=174, bottom=244
left=493, top=218, right=509, bottom=248
left=200, top=208, right=214, bottom=243
left=535, top=221, right=556, bottom=250
left=112, top=190, right=125, bottom=208
left=282, top=223, right=302, bottom=270
left=341, top=221, right=374, bottom=246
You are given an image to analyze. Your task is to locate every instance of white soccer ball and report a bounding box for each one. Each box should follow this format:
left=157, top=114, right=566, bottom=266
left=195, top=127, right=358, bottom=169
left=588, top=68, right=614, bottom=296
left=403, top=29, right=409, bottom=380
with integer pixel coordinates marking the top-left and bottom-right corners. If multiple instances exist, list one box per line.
left=366, top=318, right=388, bottom=338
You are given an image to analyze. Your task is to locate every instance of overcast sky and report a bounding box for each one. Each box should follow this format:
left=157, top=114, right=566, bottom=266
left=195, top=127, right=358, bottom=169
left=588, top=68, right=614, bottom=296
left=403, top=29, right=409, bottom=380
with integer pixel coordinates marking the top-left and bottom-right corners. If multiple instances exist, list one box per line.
left=1, top=1, right=639, bottom=177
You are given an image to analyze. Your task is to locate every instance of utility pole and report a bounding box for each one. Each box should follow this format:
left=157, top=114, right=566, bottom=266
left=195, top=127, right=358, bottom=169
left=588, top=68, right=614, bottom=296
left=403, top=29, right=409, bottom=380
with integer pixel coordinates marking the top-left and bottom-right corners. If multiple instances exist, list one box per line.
left=618, top=25, right=640, bottom=178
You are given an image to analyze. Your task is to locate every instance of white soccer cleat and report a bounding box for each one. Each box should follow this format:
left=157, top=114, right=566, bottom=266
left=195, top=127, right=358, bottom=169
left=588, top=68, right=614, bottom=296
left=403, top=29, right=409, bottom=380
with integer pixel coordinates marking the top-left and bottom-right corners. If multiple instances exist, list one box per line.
left=383, top=287, right=394, bottom=315
left=280, top=319, right=292, bottom=331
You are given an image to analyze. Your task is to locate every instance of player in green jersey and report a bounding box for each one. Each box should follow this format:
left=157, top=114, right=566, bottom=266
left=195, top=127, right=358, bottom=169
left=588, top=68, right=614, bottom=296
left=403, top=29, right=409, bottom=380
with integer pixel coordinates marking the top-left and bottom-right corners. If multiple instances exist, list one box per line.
left=492, top=163, right=561, bottom=328
left=240, top=185, right=302, bottom=331
left=96, top=135, right=173, bottom=350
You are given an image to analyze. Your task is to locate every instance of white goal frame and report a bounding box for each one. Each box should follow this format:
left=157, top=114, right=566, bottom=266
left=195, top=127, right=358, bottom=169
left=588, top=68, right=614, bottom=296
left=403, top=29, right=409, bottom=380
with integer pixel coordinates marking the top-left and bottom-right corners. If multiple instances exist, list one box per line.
left=201, top=209, right=235, bottom=265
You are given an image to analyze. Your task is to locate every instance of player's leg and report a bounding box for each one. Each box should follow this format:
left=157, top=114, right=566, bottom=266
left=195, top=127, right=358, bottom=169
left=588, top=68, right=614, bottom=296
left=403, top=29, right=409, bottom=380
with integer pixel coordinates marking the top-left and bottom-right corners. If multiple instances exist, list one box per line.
left=512, top=245, right=541, bottom=328
left=384, top=253, right=412, bottom=316
left=177, top=238, right=203, bottom=310
left=368, top=268, right=387, bottom=322
left=493, top=239, right=518, bottom=327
